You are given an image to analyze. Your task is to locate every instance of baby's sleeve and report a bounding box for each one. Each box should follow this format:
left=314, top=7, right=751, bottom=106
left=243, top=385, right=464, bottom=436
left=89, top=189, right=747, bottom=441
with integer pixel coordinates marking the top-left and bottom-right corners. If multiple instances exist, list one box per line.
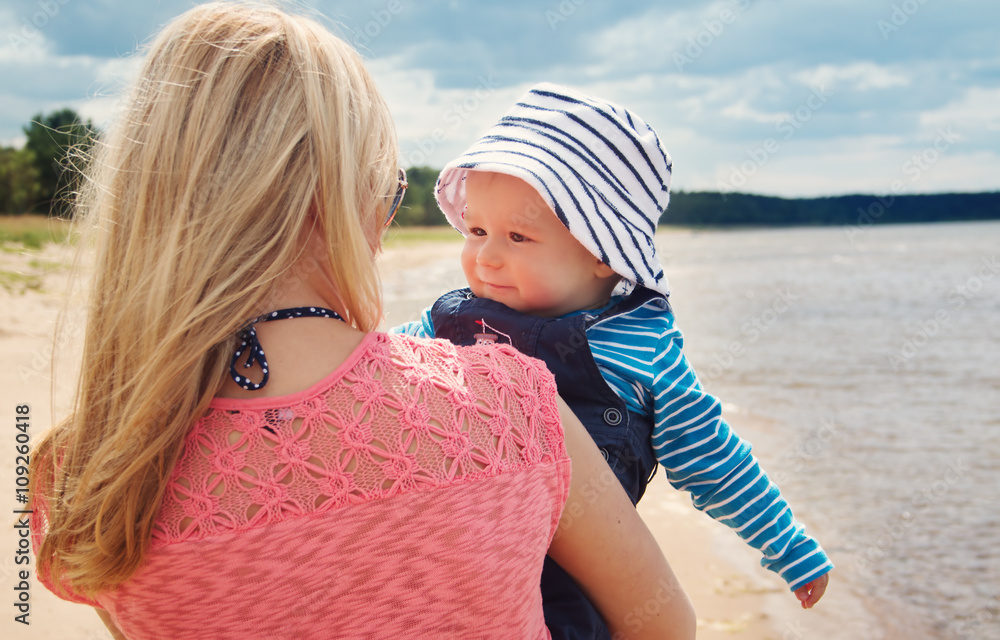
left=389, top=305, right=435, bottom=338
left=649, top=328, right=833, bottom=591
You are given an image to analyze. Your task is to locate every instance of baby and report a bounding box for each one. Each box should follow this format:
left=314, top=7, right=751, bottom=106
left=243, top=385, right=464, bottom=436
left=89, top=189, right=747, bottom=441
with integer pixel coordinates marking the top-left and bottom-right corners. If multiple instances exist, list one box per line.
left=394, top=83, right=832, bottom=638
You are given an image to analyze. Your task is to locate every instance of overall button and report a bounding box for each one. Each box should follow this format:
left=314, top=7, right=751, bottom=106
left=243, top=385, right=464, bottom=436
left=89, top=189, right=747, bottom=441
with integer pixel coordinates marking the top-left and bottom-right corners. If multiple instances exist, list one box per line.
left=599, top=448, right=610, bottom=461
left=603, top=408, right=622, bottom=426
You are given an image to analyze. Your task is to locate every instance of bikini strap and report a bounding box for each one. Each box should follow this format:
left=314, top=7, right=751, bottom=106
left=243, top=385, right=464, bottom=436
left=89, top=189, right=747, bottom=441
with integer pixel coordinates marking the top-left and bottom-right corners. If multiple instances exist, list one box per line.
left=230, top=306, right=344, bottom=391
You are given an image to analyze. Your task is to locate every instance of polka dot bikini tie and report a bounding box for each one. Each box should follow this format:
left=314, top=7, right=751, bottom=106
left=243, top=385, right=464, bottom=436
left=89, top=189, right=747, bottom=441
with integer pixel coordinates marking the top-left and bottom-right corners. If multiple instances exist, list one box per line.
left=230, top=306, right=344, bottom=391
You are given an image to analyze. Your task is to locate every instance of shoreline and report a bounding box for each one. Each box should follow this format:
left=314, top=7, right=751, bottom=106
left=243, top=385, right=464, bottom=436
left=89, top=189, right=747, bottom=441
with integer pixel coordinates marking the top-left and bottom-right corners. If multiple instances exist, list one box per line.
left=636, top=405, right=883, bottom=640
left=3, top=239, right=883, bottom=638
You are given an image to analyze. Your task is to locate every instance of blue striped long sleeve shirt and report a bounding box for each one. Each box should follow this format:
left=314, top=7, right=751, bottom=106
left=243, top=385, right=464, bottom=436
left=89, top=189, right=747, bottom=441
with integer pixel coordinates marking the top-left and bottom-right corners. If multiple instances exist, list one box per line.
left=393, top=295, right=833, bottom=591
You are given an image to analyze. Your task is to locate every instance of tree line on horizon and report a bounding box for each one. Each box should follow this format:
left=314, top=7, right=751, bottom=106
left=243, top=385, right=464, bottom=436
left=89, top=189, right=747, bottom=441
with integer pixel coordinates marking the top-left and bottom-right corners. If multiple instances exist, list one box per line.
left=3, top=109, right=998, bottom=227
left=394, top=174, right=1000, bottom=228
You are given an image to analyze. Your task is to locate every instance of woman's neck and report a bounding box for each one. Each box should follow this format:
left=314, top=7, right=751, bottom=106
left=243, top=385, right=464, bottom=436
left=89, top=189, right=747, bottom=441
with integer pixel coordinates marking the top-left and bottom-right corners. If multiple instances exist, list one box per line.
left=216, top=267, right=368, bottom=400
left=217, top=311, right=366, bottom=400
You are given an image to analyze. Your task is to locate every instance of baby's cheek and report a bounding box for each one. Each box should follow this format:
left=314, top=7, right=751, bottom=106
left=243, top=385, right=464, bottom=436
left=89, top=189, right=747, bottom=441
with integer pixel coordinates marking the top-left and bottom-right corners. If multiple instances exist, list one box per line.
left=527, top=281, right=559, bottom=307
left=459, top=250, right=477, bottom=280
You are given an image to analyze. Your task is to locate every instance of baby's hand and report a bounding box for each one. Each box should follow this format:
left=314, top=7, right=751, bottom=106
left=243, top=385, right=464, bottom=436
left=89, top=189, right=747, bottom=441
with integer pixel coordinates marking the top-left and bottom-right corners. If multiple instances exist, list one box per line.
left=794, top=572, right=830, bottom=609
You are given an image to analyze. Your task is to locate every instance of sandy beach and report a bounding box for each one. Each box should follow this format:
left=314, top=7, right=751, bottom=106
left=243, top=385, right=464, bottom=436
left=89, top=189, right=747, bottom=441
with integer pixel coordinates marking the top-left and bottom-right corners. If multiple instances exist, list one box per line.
left=3, top=236, right=868, bottom=639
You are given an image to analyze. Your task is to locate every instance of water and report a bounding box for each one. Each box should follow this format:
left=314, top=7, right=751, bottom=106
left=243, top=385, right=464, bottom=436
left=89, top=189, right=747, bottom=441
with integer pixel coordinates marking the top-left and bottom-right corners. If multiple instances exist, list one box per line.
left=660, top=221, right=1000, bottom=638
left=382, top=220, right=1000, bottom=637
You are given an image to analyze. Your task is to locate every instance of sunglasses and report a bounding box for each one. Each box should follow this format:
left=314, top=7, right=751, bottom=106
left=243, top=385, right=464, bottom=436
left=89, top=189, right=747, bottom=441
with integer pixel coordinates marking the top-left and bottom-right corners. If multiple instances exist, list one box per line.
left=384, top=168, right=408, bottom=228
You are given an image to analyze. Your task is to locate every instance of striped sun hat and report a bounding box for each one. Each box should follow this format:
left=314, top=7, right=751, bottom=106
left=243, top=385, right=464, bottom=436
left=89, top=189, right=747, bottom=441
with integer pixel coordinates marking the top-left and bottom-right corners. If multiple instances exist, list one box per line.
left=435, top=82, right=673, bottom=296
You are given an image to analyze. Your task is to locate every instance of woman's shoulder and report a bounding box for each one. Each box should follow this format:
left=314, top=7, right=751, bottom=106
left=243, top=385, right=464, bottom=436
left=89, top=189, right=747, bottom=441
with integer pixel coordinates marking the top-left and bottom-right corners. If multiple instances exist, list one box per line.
left=380, top=332, right=559, bottom=397
left=386, top=333, right=567, bottom=469
left=157, top=332, right=567, bottom=546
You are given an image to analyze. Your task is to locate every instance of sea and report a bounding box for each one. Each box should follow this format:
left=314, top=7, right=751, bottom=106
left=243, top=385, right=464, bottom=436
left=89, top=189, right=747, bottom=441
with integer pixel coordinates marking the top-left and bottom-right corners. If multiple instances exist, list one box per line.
left=660, top=219, right=1000, bottom=639
left=382, top=220, right=1000, bottom=638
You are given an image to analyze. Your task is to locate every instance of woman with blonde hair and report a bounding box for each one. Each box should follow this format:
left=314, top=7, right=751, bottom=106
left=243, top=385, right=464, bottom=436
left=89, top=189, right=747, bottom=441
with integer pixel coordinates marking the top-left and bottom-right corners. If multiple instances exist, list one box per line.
left=29, top=3, right=695, bottom=638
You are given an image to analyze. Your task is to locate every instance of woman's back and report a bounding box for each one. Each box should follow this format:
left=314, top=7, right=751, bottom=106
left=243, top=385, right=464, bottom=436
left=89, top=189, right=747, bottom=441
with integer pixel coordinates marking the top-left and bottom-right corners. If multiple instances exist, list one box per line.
left=28, top=5, right=695, bottom=638
left=35, top=333, right=570, bottom=639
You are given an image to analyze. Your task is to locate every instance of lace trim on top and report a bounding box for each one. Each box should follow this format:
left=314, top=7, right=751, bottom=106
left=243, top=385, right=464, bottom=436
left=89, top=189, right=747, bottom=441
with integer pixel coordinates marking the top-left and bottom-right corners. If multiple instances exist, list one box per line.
left=153, top=332, right=564, bottom=545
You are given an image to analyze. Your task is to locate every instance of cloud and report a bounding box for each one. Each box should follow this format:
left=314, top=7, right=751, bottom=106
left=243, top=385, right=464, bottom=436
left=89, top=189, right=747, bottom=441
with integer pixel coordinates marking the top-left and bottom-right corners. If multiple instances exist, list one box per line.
left=697, top=133, right=997, bottom=197
left=370, top=55, right=527, bottom=167
left=920, top=86, right=1000, bottom=136
left=792, top=62, right=910, bottom=92
left=0, top=0, right=996, bottom=197
left=6, top=0, right=190, bottom=59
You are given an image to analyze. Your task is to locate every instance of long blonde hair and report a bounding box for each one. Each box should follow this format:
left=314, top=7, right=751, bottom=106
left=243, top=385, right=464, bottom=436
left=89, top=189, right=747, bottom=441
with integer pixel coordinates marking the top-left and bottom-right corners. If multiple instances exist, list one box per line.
left=30, top=1, right=398, bottom=596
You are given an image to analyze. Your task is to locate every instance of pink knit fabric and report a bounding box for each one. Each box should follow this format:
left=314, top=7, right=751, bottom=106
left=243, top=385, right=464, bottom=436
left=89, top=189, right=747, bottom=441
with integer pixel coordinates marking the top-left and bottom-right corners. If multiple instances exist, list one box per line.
left=33, top=333, right=571, bottom=639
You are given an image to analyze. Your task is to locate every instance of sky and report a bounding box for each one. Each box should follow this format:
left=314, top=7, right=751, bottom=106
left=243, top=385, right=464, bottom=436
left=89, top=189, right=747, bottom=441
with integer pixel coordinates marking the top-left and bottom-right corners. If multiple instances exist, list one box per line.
left=1, top=0, right=998, bottom=198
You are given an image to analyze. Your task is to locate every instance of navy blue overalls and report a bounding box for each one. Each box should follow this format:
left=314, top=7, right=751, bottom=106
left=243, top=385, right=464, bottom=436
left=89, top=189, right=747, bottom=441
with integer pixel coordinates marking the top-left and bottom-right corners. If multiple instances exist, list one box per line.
left=431, top=287, right=665, bottom=640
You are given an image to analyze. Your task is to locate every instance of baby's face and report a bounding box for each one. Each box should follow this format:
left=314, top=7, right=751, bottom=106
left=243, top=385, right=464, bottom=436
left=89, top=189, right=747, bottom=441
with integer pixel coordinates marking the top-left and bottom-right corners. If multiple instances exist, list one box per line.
left=460, top=171, right=619, bottom=318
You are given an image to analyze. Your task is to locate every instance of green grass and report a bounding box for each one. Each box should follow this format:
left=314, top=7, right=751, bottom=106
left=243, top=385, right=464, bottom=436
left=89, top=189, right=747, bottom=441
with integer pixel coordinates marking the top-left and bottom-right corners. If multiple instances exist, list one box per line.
left=0, top=217, right=461, bottom=251
left=0, top=215, right=73, bottom=249
left=382, top=225, right=463, bottom=248
left=29, top=257, right=68, bottom=271
left=0, top=269, right=43, bottom=294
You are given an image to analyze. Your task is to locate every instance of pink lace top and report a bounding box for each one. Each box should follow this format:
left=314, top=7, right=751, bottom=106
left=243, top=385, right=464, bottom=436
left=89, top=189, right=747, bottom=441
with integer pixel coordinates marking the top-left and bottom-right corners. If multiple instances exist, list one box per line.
left=34, top=333, right=571, bottom=639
